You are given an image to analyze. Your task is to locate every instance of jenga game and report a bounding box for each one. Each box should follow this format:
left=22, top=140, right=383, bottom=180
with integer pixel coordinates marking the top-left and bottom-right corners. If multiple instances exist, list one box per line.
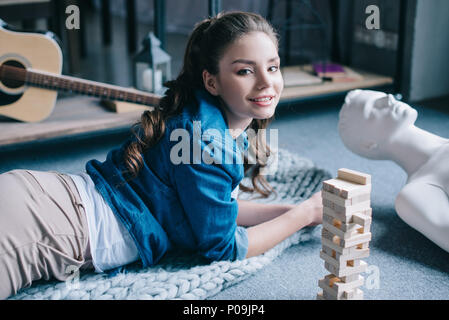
left=317, top=168, right=372, bottom=300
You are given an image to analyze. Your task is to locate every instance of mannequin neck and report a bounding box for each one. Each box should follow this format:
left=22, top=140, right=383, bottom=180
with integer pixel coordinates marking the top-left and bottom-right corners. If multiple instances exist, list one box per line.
left=385, top=125, right=449, bottom=176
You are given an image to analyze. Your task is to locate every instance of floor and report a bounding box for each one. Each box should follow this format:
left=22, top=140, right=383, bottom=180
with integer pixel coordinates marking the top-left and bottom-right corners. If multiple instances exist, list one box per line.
left=211, top=96, right=449, bottom=300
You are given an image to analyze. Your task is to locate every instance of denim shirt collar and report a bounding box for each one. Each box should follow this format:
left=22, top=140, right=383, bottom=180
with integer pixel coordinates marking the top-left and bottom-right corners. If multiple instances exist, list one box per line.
left=193, top=89, right=249, bottom=153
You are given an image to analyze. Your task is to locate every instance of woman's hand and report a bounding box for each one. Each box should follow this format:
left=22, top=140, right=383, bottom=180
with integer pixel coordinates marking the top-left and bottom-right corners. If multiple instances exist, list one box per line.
left=300, top=191, right=323, bottom=226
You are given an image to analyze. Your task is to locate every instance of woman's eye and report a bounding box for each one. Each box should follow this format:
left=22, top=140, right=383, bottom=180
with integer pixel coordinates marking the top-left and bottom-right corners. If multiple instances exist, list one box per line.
left=237, top=69, right=252, bottom=75
left=269, top=65, right=279, bottom=72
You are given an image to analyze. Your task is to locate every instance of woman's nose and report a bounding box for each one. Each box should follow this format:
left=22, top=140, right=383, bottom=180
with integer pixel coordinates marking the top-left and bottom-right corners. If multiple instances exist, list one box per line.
left=256, top=70, right=272, bottom=89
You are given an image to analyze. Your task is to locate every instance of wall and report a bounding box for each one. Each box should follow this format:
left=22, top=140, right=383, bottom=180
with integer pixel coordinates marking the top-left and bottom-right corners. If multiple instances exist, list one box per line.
left=409, top=0, right=449, bottom=102
left=348, top=0, right=401, bottom=78
left=92, top=0, right=449, bottom=102
left=338, top=0, right=449, bottom=102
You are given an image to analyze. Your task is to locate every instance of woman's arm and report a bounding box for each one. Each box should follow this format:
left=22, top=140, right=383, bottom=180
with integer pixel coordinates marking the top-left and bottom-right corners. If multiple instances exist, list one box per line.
left=236, top=199, right=295, bottom=226
left=244, top=191, right=323, bottom=258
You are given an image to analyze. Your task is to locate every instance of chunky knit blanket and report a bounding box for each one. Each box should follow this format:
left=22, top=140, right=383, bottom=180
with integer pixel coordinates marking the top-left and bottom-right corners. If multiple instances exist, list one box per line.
left=10, top=148, right=330, bottom=300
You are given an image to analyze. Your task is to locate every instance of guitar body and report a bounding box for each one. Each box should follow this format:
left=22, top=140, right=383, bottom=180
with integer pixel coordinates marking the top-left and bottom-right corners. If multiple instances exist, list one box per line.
left=0, top=22, right=62, bottom=122
left=0, top=20, right=161, bottom=123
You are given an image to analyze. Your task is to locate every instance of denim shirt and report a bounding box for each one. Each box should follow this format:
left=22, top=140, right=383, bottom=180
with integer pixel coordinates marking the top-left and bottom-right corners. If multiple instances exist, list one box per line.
left=86, top=89, right=249, bottom=268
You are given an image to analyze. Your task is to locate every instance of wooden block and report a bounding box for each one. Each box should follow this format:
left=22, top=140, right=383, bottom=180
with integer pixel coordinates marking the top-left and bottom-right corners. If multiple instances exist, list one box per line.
left=318, top=274, right=364, bottom=299
left=344, top=218, right=370, bottom=233
left=323, top=220, right=357, bottom=239
left=320, top=274, right=351, bottom=288
left=318, top=276, right=337, bottom=293
left=321, top=228, right=335, bottom=241
left=322, top=290, right=338, bottom=300
left=323, top=178, right=371, bottom=199
left=323, top=198, right=371, bottom=215
left=323, top=206, right=352, bottom=223
left=320, top=250, right=339, bottom=267
left=322, top=232, right=371, bottom=256
left=327, top=274, right=342, bottom=287
left=324, top=260, right=368, bottom=277
left=322, top=190, right=370, bottom=207
left=352, top=212, right=372, bottom=228
left=364, top=208, right=373, bottom=218
left=322, top=219, right=363, bottom=239
left=341, top=231, right=371, bottom=248
left=323, top=213, right=362, bottom=234
left=323, top=206, right=372, bottom=224
left=346, top=259, right=361, bottom=267
left=341, top=273, right=359, bottom=283
left=339, top=249, right=369, bottom=265
left=101, top=99, right=154, bottom=113
left=343, top=291, right=352, bottom=299
left=320, top=248, right=369, bottom=268
left=356, top=242, right=370, bottom=249
left=322, top=238, right=359, bottom=255
left=322, top=245, right=335, bottom=257
left=343, top=288, right=364, bottom=300
left=321, top=229, right=345, bottom=250
left=322, top=225, right=372, bottom=248
left=337, top=168, right=371, bottom=185
left=322, top=229, right=367, bottom=254
left=333, top=274, right=364, bottom=292
left=318, top=279, right=339, bottom=300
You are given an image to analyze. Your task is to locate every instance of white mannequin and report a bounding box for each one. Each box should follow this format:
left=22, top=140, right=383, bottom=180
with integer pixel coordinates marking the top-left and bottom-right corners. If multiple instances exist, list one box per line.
left=338, top=89, right=449, bottom=252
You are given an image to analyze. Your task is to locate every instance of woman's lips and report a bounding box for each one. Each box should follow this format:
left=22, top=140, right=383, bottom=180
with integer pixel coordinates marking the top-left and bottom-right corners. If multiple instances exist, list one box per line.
left=249, top=96, right=274, bottom=106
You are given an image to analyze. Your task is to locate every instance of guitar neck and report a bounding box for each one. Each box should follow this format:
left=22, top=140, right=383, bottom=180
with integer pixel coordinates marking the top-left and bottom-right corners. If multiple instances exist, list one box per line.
left=1, top=64, right=161, bottom=106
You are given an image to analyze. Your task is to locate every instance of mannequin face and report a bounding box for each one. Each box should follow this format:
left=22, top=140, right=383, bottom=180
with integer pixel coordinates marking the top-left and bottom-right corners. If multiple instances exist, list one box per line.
left=338, top=90, right=418, bottom=159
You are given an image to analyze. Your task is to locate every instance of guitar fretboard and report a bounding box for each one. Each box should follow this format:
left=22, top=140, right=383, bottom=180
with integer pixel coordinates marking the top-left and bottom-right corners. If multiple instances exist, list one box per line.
left=0, top=64, right=161, bottom=106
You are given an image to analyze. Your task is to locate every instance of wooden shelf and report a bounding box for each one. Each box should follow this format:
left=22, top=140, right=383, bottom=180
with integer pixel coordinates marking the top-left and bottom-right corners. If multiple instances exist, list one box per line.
left=0, top=67, right=393, bottom=150
left=281, top=66, right=393, bottom=102
left=0, top=96, right=143, bottom=149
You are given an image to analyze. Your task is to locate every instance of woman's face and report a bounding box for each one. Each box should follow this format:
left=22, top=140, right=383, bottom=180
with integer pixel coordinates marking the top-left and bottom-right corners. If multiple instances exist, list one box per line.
left=204, top=31, right=284, bottom=131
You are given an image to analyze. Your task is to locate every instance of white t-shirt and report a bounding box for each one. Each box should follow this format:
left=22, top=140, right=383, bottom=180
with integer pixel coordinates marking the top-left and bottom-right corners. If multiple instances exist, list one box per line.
left=69, top=173, right=139, bottom=273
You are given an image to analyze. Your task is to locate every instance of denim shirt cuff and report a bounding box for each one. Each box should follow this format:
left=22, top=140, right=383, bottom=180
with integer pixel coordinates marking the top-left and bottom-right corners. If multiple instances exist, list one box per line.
left=235, top=226, right=249, bottom=260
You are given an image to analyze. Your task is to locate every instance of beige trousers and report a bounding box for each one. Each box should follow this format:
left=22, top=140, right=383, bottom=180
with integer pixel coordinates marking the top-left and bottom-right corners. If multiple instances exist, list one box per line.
left=0, top=169, right=93, bottom=300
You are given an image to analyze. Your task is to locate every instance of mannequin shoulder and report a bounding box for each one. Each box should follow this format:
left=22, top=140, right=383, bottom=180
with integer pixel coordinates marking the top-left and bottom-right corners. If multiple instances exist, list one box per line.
left=396, top=180, right=448, bottom=211
left=408, top=144, right=449, bottom=189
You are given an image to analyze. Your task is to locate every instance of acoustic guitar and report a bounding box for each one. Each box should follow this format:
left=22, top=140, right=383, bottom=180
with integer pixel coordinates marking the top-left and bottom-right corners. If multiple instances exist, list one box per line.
left=0, top=19, right=161, bottom=122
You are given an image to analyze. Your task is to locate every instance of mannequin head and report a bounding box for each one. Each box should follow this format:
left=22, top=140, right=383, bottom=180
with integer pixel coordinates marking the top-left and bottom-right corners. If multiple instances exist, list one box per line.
left=338, top=90, right=418, bottom=159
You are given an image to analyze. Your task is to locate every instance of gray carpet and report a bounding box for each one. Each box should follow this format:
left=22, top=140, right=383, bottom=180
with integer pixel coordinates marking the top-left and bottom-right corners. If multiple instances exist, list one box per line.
left=1, top=96, right=448, bottom=300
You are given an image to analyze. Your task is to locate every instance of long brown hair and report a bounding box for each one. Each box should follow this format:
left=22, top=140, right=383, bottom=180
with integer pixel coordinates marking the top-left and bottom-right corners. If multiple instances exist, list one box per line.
left=123, top=11, right=279, bottom=198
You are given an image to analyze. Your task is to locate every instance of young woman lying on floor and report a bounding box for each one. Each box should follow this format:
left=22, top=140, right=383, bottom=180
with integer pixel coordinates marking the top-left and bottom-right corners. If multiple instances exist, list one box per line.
left=0, top=11, right=322, bottom=300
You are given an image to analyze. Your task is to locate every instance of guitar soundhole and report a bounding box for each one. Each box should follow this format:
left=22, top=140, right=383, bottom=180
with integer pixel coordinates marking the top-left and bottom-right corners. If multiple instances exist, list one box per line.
left=1, top=60, right=26, bottom=89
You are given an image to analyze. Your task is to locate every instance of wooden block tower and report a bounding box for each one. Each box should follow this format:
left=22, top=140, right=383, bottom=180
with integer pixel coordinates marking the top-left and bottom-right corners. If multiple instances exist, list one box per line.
left=317, top=168, right=372, bottom=300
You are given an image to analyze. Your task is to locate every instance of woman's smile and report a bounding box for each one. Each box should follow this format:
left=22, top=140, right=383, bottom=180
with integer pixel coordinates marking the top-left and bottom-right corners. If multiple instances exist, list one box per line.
left=248, top=95, right=276, bottom=106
